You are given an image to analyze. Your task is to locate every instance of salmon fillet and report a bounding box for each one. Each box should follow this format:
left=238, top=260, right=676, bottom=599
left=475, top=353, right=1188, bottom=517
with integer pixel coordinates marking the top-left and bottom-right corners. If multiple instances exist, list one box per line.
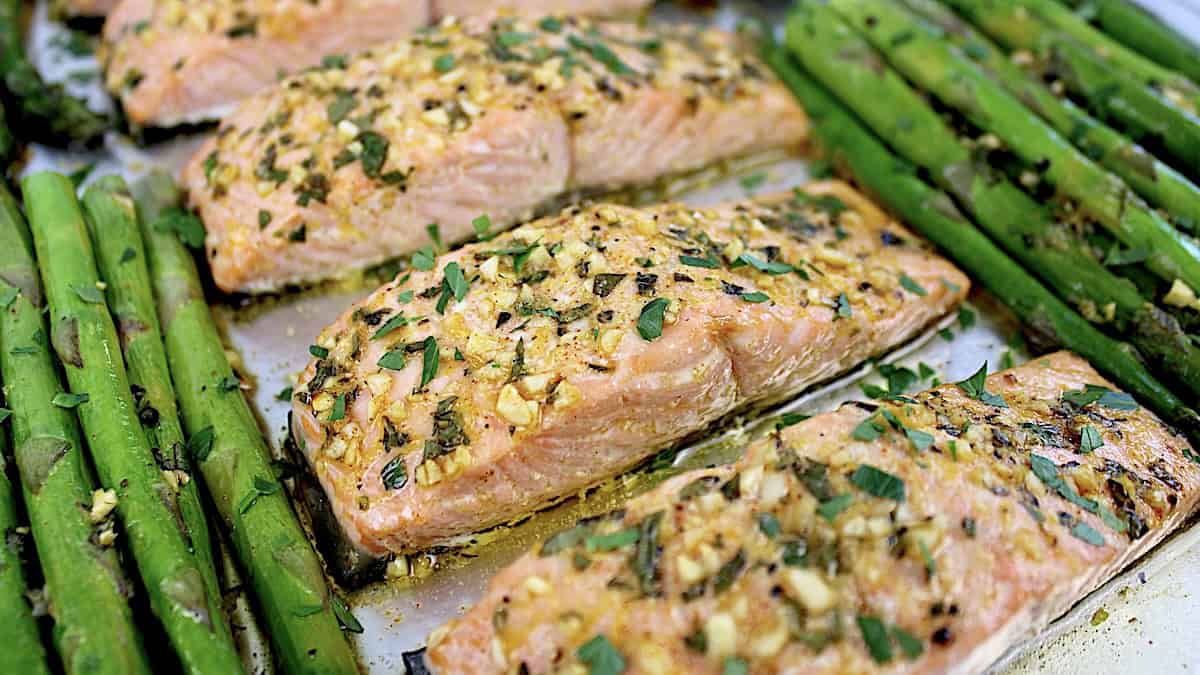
left=290, top=181, right=968, bottom=557
left=181, top=14, right=809, bottom=293
left=426, top=351, right=1200, bottom=674
left=101, top=0, right=651, bottom=127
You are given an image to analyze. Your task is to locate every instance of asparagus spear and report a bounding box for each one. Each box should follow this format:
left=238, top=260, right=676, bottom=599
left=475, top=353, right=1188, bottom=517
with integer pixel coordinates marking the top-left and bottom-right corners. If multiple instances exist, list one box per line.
left=21, top=173, right=243, bottom=675
left=1059, top=0, right=1200, bottom=85
left=762, top=41, right=1200, bottom=442
left=1021, top=0, right=1200, bottom=109
left=0, top=0, right=108, bottom=148
left=133, top=171, right=360, bottom=675
left=0, top=398, right=49, bottom=675
left=943, top=0, right=1200, bottom=175
left=828, top=0, right=1200, bottom=296
left=900, top=0, right=1200, bottom=233
left=0, top=183, right=149, bottom=675
left=80, top=176, right=232, bottom=654
left=785, top=3, right=1200, bottom=397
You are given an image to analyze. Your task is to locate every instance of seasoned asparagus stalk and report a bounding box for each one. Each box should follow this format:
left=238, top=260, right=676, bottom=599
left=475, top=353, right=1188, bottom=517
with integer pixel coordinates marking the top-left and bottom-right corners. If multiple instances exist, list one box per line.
left=21, top=173, right=243, bottom=675
left=0, top=183, right=148, bottom=675
left=1022, top=0, right=1200, bottom=109
left=786, top=3, right=1200, bottom=398
left=901, top=0, right=1200, bottom=232
left=1060, top=0, right=1200, bottom=84
left=80, top=176, right=232, bottom=654
left=133, top=172, right=359, bottom=675
left=0, top=397, right=49, bottom=675
left=762, top=42, right=1200, bottom=443
left=943, top=0, right=1200, bottom=175
left=0, top=0, right=108, bottom=148
left=827, top=0, right=1200, bottom=295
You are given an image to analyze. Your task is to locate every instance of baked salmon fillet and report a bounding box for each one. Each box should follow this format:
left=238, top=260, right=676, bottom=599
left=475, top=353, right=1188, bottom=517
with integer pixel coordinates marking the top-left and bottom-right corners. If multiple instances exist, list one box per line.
left=101, top=1, right=652, bottom=127
left=426, top=351, right=1200, bottom=674
left=290, top=181, right=968, bottom=556
left=181, top=13, right=809, bottom=293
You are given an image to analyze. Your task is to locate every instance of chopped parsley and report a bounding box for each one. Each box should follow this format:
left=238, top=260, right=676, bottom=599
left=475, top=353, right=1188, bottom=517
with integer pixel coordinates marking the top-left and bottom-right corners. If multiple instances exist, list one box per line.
left=857, top=616, right=892, bottom=664
left=309, top=345, right=329, bottom=359
left=1071, top=521, right=1105, bottom=547
left=187, top=426, right=215, bottom=461
left=577, top=634, right=625, bottom=675
left=328, top=393, right=347, bottom=421
left=637, top=297, right=669, bottom=341
left=741, top=291, right=770, bottom=303
left=835, top=292, right=852, bottom=318
left=816, top=494, right=853, bottom=521
left=418, top=337, right=439, bottom=390
left=680, top=254, right=720, bottom=269
left=955, top=362, right=1007, bottom=407
left=411, top=246, right=436, bottom=271
left=51, top=392, right=88, bottom=408
left=73, top=285, right=104, bottom=304
left=1061, top=384, right=1138, bottom=411
left=1079, top=424, right=1102, bottom=453
left=899, top=274, right=927, bottom=296
left=378, top=350, right=406, bottom=371
left=849, top=464, right=905, bottom=501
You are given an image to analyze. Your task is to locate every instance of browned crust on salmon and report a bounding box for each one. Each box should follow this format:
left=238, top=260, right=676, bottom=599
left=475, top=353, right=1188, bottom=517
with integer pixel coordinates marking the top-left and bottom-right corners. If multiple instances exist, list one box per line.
left=290, top=181, right=968, bottom=557
left=426, top=351, right=1199, bottom=674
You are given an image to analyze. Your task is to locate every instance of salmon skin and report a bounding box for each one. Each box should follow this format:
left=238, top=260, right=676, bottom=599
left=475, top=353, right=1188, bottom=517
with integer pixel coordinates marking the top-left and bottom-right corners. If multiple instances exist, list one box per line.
left=290, top=181, right=968, bottom=559
left=57, top=0, right=118, bottom=18
left=426, top=352, right=1200, bottom=674
left=101, top=0, right=651, bottom=127
left=180, top=13, right=809, bottom=293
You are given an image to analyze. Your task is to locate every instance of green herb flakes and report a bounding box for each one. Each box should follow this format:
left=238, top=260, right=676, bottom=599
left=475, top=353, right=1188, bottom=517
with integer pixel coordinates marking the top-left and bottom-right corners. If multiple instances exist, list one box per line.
left=637, top=297, right=669, bottom=341
left=51, top=392, right=88, bottom=408
left=835, top=292, right=852, bottom=318
left=380, top=455, right=408, bottom=490
left=378, top=350, right=407, bottom=371
left=850, top=464, right=905, bottom=501
left=756, top=512, right=781, bottom=539
left=857, top=615, right=892, bottom=664
left=955, top=362, right=1007, bottom=407
left=1079, top=425, right=1102, bottom=453
left=577, top=634, right=625, bottom=675
left=72, top=284, right=104, bottom=304
left=328, top=393, right=347, bottom=422
left=585, top=528, right=639, bottom=552
left=816, top=494, right=853, bottom=522
left=187, top=426, right=215, bottom=462
left=899, top=274, right=927, bottom=296
left=1070, top=521, right=1105, bottom=547
left=680, top=255, right=719, bottom=269
left=419, top=336, right=439, bottom=389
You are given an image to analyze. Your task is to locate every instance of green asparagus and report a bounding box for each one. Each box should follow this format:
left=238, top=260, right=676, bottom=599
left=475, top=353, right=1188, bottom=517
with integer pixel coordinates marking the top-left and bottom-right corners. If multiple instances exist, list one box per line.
left=1060, top=0, right=1200, bottom=85
left=943, top=0, right=1200, bottom=175
left=1022, top=0, right=1200, bottom=108
left=762, top=41, right=1200, bottom=442
left=828, top=0, right=1200, bottom=295
left=901, top=0, right=1200, bottom=233
left=21, top=172, right=243, bottom=675
left=0, top=183, right=149, bottom=675
left=134, top=171, right=360, bottom=675
left=80, top=176, right=232, bottom=655
left=0, top=394, right=49, bottom=675
left=0, top=0, right=108, bottom=148
left=786, top=3, right=1200, bottom=397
